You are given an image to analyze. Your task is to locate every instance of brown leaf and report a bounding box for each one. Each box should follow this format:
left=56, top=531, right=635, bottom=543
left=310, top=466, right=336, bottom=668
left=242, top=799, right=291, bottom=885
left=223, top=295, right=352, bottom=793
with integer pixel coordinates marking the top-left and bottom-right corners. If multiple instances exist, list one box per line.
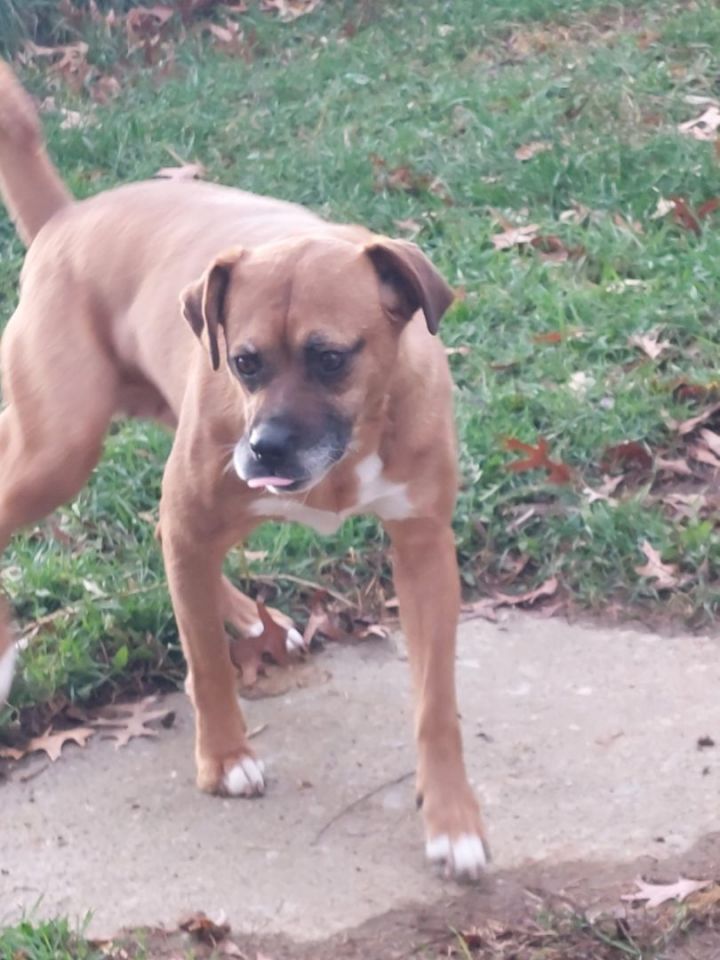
left=583, top=475, right=623, bottom=503
left=532, top=331, right=564, bottom=344
left=504, top=437, right=573, bottom=484
left=492, top=576, right=559, bottom=607
left=628, top=328, right=669, bottom=360
left=635, top=541, right=680, bottom=589
left=96, top=696, right=173, bottom=750
left=460, top=598, right=498, bottom=623
left=530, top=234, right=585, bottom=263
left=491, top=223, right=539, bottom=250
left=4, top=725, right=95, bottom=763
left=154, top=162, right=206, bottom=180
left=672, top=401, right=720, bottom=436
left=655, top=456, right=694, bottom=477
left=697, top=197, right=720, bottom=219
left=260, top=0, right=321, bottom=21
left=688, top=441, right=720, bottom=470
left=302, top=591, right=347, bottom=646
left=600, top=441, right=653, bottom=475
left=621, top=876, right=711, bottom=908
left=678, top=106, right=720, bottom=141
left=514, top=140, right=551, bottom=161
left=670, top=196, right=701, bottom=235
left=178, top=910, right=231, bottom=945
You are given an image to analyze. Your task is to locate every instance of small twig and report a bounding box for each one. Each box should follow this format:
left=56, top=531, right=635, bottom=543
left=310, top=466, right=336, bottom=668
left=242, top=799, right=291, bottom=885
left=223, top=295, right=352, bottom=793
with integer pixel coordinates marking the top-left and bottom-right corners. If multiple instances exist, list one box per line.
left=252, top=573, right=354, bottom=608
left=247, top=723, right=268, bottom=740
left=311, top=769, right=414, bottom=845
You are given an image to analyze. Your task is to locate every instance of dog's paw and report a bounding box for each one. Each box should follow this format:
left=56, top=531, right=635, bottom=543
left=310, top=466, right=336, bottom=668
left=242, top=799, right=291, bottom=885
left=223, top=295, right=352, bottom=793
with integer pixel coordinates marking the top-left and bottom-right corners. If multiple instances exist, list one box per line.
left=223, top=755, right=266, bottom=797
left=246, top=616, right=306, bottom=655
left=425, top=832, right=490, bottom=881
left=0, top=642, right=16, bottom=703
left=421, top=780, right=490, bottom=881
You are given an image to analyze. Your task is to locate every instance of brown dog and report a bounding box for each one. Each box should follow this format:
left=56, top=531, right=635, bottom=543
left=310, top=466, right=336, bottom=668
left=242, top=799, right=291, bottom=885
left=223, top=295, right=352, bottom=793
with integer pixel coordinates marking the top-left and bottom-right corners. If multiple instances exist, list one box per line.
left=0, top=63, right=489, bottom=878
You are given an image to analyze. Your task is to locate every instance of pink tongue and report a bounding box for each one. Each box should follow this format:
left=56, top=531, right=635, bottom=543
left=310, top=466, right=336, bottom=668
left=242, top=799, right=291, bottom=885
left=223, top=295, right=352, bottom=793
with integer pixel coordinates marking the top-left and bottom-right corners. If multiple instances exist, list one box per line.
left=247, top=476, right=295, bottom=489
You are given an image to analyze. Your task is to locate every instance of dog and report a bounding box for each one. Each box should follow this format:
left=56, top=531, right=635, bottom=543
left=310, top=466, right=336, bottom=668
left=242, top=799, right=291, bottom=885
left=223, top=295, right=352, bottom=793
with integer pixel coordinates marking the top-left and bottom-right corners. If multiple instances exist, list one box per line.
left=0, top=62, right=489, bottom=879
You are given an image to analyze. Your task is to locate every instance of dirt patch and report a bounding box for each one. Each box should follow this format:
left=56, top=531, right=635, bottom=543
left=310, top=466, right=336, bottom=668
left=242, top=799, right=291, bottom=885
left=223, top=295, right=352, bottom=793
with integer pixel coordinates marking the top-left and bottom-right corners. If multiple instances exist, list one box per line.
left=106, top=838, right=720, bottom=959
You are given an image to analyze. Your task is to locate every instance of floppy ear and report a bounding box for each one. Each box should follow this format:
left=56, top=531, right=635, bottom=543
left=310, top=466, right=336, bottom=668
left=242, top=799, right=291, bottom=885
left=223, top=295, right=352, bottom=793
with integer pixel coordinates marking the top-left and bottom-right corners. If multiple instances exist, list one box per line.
left=180, top=247, right=244, bottom=371
left=364, top=238, right=454, bottom=335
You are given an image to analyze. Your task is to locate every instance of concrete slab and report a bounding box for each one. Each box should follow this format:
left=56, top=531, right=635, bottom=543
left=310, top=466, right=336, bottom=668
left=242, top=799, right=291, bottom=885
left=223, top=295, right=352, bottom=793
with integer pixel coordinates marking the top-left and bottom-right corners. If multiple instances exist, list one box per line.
left=2, top=612, right=719, bottom=939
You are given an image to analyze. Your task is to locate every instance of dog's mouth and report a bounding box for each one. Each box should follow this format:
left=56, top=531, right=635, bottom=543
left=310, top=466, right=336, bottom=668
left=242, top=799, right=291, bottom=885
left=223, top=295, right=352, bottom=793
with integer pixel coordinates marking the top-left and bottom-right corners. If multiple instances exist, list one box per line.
left=246, top=475, right=309, bottom=493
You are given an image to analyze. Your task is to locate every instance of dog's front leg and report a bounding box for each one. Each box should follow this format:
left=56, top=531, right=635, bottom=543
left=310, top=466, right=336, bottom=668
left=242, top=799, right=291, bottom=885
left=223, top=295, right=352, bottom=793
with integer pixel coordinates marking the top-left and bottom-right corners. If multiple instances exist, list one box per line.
left=385, top=517, right=489, bottom=880
left=160, top=505, right=264, bottom=798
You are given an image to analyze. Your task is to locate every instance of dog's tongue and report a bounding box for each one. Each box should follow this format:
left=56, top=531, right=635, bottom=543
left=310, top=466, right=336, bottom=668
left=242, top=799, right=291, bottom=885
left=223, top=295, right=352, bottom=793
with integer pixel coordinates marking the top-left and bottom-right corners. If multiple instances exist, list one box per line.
left=247, top=476, right=295, bottom=489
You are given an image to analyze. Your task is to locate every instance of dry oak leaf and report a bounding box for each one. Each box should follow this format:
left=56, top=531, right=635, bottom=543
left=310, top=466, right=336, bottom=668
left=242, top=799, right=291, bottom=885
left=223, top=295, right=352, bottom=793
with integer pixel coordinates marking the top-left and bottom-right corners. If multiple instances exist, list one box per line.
left=0, top=725, right=95, bottom=762
left=154, top=162, right=206, bottom=181
left=492, top=575, right=558, bottom=608
left=621, top=876, right=711, bottom=909
left=229, top=599, right=291, bottom=687
left=491, top=223, right=539, bottom=250
left=261, top=0, right=321, bottom=21
left=671, top=400, right=720, bottom=436
left=178, top=910, right=231, bottom=945
left=678, top=106, right=720, bottom=141
left=629, top=329, right=670, bottom=360
left=504, top=436, right=573, bottom=484
left=514, top=140, right=551, bottom=161
left=635, top=541, right=681, bottom=589
left=96, top=696, right=173, bottom=750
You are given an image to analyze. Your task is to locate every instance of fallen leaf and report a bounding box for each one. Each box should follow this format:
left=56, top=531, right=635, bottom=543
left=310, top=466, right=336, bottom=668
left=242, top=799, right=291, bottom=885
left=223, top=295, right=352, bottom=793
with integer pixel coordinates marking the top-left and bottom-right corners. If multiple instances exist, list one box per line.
left=583, top=475, right=623, bottom=503
left=393, top=217, right=422, bottom=238
left=655, top=456, right=694, bottom=478
left=514, top=140, right=551, bottom=161
left=154, top=162, right=206, bottom=180
left=628, top=328, right=670, bottom=360
left=2, top=725, right=95, bottom=763
left=568, top=371, right=595, bottom=396
left=96, top=696, right=173, bottom=750
left=302, top=591, right=347, bottom=646
left=445, top=345, right=470, bottom=356
left=670, top=197, right=701, bottom=235
left=697, top=197, right=720, bottom=219
left=460, top=598, right=498, bottom=623
left=504, top=437, right=573, bottom=484
left=533, top=331, right=564, bottom=344
left=688, top=440, right=720, bottom=469
left=530, top=234, right=585, bottom=263
left=179, top=910, right=231, bottom=945
left=621, top=876, right=711, bottom=908
left=678, top=106, right=720, bottom=141
left=491, top=223, right=539, bottom=250
left=671, top=401, right=720, bottom=436
left=260, top=0, right=321, bottom=21
left=492, top=576, right=559, bottom=607
left=635, top=541, right=681, bottom=589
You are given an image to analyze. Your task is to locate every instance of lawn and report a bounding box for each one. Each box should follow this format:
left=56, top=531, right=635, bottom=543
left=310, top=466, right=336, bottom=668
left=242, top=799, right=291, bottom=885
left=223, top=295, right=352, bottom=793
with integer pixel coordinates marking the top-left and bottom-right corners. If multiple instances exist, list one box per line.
left=1, top=0, right=720, bottom=720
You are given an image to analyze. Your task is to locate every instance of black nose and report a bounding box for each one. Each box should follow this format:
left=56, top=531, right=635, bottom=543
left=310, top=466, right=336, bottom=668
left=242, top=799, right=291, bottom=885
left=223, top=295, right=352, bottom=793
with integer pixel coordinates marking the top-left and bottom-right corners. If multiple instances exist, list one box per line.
left=249, top=419, right=296, bottom=470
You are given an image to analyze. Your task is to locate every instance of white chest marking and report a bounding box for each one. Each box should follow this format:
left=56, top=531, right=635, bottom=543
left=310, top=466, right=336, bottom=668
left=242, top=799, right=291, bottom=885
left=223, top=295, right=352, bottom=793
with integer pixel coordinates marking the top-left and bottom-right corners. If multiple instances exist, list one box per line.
left=249, top=454, right=412, bottom=535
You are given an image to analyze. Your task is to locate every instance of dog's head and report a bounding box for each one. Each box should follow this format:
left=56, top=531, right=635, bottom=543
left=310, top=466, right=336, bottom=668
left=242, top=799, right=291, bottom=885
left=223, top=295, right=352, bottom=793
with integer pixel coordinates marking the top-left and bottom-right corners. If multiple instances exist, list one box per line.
left=180, top=235, right=453, bottom=494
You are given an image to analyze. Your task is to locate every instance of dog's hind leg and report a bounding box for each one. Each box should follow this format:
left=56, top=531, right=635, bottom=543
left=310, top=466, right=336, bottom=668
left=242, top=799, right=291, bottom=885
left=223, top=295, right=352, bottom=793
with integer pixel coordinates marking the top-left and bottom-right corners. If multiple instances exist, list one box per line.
left=0, top=300, right=119, bottom=702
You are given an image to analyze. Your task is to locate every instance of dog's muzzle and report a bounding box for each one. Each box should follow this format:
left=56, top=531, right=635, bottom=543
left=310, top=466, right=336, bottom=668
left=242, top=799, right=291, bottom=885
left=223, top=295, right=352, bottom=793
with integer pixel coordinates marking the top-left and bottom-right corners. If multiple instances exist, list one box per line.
left=233, top=414, right=351, bottom=493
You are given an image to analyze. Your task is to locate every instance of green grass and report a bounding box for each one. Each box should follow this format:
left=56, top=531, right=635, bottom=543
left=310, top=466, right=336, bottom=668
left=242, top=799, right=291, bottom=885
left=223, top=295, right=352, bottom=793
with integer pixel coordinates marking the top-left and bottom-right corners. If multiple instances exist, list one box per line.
left=0, top=916, right=101, bottom=960
left=3, top=0, right=720, bottom=718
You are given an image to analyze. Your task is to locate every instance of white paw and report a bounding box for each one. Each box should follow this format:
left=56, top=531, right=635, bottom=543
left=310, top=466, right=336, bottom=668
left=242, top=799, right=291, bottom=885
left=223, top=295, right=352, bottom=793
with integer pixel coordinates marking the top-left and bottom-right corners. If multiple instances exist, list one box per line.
left=0, top=643, right=16, bottom=703
left=245, top=619, right=305, bottom=654
left=223, top=756, right=266, bottom=797
left=285, top=627, right=306, bottom=653
left=425, top=833, right=488, bottom=880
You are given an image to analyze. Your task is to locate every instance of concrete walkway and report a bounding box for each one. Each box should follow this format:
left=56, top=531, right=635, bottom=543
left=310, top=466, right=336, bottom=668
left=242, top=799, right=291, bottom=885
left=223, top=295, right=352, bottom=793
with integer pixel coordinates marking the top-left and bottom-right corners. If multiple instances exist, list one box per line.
left=2, top=613, right=719, bottom=939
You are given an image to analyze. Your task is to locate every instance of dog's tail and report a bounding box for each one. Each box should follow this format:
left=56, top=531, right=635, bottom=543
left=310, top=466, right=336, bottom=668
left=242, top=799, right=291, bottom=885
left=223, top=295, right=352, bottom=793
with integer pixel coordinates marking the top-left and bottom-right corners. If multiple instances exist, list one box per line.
left=0, top=60, right=71, bottom=245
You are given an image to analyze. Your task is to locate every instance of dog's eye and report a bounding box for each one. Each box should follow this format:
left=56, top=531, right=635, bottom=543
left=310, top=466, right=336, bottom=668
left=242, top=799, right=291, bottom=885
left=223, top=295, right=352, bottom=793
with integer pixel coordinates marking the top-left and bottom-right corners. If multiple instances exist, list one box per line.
left=317, top=350, right=346, bottom=374
left=235, top=352, right=262, bottom=378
